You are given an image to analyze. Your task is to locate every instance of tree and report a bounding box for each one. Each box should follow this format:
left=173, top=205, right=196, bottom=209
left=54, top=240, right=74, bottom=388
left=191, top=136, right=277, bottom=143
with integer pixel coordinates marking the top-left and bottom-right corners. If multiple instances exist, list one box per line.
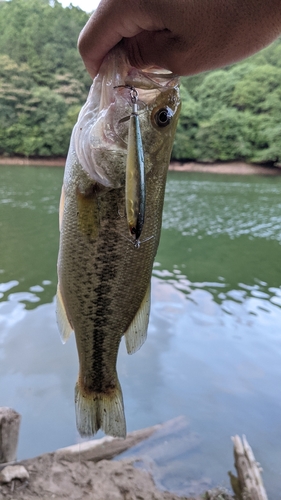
left=0, top=0, right=91, bottom=157
left=172, top=38, right=281, bottom=164
left=0, top=0, right=280, bottom=162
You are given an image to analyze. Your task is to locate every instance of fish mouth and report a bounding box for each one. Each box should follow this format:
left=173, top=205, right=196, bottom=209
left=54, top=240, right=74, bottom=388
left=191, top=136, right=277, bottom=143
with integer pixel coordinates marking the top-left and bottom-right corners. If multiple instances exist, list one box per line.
left=90, top=49, right=179, bottom=152
left=91, top=82, right=174, bottom=153
left=73, top=47, right=180, bottom=187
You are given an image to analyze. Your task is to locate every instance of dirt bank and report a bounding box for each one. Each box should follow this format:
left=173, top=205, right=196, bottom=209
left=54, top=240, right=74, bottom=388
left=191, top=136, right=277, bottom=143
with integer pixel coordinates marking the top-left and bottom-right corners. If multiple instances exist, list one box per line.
left=0, top=457, right=192, bottom=500
left=0, top=454, right=232, bottom=500
left=0, top=157, right=65, bottom=167
left=170, top=161, right=281, bottom=175
left=0, top=421, right=233, bottom=500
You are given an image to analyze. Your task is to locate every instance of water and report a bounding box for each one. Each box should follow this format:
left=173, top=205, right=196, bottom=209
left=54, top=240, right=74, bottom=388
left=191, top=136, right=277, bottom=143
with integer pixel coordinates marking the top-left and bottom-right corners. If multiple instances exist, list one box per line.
left=1, top=166, right=281, bottom=497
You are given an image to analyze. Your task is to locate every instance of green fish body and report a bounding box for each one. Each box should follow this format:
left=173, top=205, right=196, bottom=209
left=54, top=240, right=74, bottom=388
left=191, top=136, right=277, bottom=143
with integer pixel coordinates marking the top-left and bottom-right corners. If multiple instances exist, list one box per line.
left=56, top=48, right=181, bottom=438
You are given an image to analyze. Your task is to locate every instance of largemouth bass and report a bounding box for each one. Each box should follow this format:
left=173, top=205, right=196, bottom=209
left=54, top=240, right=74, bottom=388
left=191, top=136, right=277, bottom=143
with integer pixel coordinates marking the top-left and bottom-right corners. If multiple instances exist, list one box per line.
left=56, top=47, right=181, bottom=438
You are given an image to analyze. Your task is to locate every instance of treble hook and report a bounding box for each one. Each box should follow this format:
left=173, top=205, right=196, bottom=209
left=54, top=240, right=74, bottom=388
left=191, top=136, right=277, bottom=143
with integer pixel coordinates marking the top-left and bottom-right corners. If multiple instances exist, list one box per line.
left=114, top=84, right=138, bottom=101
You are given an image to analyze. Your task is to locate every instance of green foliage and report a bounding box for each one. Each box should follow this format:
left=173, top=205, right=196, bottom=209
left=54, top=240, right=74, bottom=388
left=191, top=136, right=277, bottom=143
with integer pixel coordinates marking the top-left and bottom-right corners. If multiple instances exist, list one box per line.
left=0, top=0, right=90, bottom=86
left=195, top=107, right=256, bottom=161
left=172, top=37, right=281, bottom=163
left=0, top=0, right=90, bottom=157
left=0, top=0, right=280, bottom=162
left=231, top=64, right=281, bottom=113
left=172, top=86, right=200, bottom=159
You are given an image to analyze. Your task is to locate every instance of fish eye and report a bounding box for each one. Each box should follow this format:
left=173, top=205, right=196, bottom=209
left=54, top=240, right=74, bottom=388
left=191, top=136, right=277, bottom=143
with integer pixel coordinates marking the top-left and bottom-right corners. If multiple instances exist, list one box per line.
left=154, top=107, right=173, bottom=127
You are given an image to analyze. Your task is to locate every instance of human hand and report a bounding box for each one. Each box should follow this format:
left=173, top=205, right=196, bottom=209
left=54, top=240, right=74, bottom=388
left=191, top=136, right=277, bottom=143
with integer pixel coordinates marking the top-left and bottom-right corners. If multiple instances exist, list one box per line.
left=78, top=0, right=281, bottom=79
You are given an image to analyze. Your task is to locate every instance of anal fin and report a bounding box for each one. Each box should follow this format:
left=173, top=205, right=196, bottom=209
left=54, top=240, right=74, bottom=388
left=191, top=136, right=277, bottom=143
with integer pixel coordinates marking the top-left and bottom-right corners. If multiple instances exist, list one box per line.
left=124, top=283, right=151, bottom=355
left=56, top=284, right=73, bottom=343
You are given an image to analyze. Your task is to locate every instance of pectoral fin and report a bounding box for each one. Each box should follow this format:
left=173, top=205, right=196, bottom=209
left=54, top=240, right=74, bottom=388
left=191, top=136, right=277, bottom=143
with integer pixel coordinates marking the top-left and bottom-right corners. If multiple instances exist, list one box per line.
left=124, top=283, right=151, bottom=354
left=56, top=284, right=73, bottom=343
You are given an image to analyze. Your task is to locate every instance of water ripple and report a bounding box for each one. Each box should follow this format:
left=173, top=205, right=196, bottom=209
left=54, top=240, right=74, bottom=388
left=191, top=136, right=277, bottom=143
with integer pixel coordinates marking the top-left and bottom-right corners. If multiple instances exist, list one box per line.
left=163, top=175, right=281, bottom=241
left=152, top=264, right=281, bottom=315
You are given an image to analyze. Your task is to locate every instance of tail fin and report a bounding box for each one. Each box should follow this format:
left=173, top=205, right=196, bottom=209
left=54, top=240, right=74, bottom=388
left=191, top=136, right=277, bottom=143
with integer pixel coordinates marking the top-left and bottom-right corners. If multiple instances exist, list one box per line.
left=75, top=379, right=126, bottom=438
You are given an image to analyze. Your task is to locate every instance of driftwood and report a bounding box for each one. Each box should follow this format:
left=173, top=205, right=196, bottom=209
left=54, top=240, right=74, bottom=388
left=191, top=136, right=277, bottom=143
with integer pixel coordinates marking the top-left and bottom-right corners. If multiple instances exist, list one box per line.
left=0, top=407, right=21, bottom=464
left=54, top=416, right=189, bottom=464
left=230, top=435, right=268, bottom=500
left=54, top=422, right=162, bottom=462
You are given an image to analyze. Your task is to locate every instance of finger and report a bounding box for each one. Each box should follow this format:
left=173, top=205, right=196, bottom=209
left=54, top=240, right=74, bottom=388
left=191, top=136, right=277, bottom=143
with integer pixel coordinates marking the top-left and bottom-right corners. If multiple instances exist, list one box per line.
left=78, top=7, right=133, bottom=78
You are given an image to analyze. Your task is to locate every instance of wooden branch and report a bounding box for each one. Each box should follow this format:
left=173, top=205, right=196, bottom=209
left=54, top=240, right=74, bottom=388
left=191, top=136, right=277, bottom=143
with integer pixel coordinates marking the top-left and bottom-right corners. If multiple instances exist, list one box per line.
left=0, top=407, right=21, bottom=464
left=53, top=416, right=187, bottom=463
left=54, top=422, right=162, bottom=463
left=231, top=434, right=268, bottom=500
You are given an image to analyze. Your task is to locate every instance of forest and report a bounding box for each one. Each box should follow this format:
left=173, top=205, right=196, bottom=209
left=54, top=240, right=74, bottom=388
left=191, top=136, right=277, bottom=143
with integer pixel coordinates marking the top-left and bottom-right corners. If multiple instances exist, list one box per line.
left=0, top=0, right=281, bottom=163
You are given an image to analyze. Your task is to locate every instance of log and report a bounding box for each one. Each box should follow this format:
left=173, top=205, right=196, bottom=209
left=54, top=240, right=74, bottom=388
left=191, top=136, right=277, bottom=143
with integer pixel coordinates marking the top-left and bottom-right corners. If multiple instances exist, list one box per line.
left=54, top=422, right=163, bottom=462
left=54, top=416, right=189, bottom=464
left=0, top=407, right=21, bottom=464
left=231, top=434, right=268, bottom=500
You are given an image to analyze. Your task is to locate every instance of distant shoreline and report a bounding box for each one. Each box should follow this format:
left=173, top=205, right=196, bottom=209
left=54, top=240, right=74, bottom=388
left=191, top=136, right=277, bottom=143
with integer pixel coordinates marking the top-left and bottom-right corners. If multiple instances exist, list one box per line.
left=1, top=157, right=281, bottom=175
left=170, top=160, right=281, bottom=175
left=0, top=157, right=66, bottom=167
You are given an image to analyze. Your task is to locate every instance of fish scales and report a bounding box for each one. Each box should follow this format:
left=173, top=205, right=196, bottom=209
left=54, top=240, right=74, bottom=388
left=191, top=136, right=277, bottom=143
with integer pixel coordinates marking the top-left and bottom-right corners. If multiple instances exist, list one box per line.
left=56, top=47, right=181, bottom=438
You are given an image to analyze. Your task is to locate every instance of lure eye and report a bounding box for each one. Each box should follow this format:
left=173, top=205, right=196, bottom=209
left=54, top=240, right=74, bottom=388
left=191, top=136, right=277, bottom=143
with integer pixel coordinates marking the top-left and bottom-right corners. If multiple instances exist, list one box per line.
left=154, top=107, right=173, bottom=127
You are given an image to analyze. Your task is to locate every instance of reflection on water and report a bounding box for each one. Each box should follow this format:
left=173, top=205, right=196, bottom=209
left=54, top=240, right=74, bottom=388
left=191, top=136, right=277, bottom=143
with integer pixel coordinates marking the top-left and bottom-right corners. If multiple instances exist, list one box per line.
left=1, top=167, right=281, bottom=498
left=0, top=165, right=62, bottom=308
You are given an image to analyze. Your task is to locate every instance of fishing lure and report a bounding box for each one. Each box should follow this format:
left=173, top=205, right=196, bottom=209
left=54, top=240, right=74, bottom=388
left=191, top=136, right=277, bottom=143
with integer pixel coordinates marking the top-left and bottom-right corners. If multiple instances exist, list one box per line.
left=115, top=85, right=146, bottom=246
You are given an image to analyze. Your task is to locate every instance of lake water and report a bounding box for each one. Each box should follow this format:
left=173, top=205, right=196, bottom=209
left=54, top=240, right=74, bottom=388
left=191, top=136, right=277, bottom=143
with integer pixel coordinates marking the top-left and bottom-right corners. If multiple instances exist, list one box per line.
left=0, top=165, right=281, bottom=498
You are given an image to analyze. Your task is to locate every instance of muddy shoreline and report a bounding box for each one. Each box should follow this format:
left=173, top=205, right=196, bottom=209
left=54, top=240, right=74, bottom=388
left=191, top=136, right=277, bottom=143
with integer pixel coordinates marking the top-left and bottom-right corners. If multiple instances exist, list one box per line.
left=0, top=420, right=234, bottom=500
left=1, top=156, right=281, bottom=175
left=0, top=157, right=66, bottom=167
left=170, top=160, right=281, bottom=175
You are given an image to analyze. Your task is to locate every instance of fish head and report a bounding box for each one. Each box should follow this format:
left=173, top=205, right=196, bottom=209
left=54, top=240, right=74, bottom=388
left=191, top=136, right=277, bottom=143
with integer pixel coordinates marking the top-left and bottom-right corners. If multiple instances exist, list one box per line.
left=73, top=47, right=181, bottom=188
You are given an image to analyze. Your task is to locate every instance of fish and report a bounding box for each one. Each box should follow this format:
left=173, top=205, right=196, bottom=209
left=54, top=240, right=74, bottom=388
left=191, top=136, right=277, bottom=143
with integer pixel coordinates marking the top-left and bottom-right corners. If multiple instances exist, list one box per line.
left=56, top=47, right=181, bottom=438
